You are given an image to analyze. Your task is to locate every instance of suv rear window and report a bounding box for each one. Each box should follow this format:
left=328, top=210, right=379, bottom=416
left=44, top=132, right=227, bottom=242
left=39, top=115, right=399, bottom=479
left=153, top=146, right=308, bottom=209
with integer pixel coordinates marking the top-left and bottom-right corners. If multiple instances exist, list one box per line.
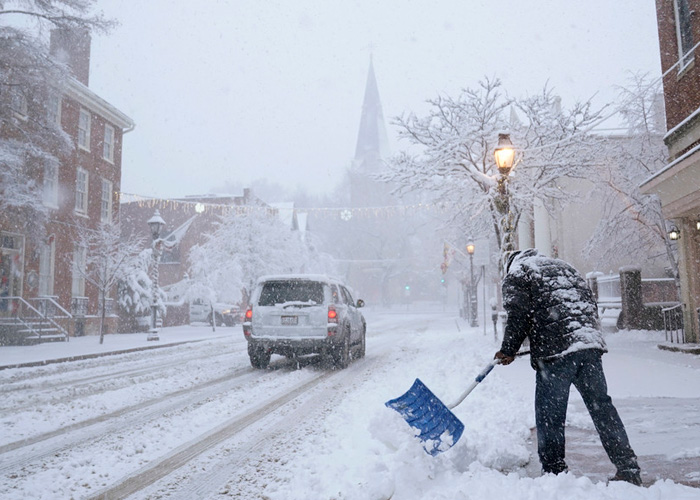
left=258, top=280, right=325, bottom=306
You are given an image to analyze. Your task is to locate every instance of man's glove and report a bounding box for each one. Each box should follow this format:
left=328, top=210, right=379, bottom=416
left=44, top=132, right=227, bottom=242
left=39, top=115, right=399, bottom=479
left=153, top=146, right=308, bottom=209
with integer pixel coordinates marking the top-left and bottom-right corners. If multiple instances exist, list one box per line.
left=494, top=351, right=515, bottom=365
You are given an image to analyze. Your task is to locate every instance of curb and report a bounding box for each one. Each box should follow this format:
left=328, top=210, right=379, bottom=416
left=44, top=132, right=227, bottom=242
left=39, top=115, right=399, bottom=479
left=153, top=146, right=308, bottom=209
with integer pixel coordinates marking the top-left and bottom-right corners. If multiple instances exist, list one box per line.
left=657, top=342, right=700, bottom=355
left=0, top=337, right=225, bottom=371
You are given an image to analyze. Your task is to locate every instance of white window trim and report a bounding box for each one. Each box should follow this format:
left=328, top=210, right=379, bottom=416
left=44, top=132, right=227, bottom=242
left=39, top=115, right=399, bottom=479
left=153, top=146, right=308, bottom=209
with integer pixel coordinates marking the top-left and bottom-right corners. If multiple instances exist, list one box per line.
left=42, top=163, right=59, bottom=209
left=39, top=236, right=55, bottom=297
left=72, top=244, right=87, bottom=297
left=674, top=0, right=695, bottom=72
left=78, top=108, right=91, bottom=151
left=49, top=95, right=62, bottom=127
left=103, top=123, right=115, bottom=162
left=101, top=178, right=113, bottom=223
left=1, top=231, right=25, bottom=298
left=75, top=168, right=89, bottom=215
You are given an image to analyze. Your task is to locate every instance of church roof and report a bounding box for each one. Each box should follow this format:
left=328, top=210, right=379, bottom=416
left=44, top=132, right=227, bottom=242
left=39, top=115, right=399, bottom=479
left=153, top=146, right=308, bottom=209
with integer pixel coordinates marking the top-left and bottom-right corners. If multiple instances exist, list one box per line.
left=354, top=58, right=390, bottom=168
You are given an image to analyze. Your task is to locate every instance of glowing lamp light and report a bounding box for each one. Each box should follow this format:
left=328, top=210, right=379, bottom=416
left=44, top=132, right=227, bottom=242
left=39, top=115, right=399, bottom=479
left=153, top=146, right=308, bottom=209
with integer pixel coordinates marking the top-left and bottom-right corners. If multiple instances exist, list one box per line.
left=668, top=225, right=681, bottom=241
left=466, top=242, right=475, bottom=255
left=494, top=133, right=516, bottom=175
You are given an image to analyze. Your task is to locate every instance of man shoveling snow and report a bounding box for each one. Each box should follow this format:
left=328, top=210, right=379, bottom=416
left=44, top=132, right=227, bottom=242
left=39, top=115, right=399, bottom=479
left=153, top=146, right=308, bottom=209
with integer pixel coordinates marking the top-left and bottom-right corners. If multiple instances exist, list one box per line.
left=494, top=249, right=642, bottom=486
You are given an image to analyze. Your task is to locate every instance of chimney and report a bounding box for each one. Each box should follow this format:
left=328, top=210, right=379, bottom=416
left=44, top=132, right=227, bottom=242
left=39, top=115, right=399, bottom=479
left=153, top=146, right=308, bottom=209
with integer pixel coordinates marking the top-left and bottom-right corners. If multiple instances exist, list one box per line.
left=50, top=28, right=91, bottom=86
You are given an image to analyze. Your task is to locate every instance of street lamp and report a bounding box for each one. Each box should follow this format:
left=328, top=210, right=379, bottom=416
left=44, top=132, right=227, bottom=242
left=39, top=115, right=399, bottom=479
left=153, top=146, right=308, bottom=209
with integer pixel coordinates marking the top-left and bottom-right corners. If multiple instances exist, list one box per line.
left=668, top=225, right=680, bottom=241
left=466, top=242, right=477, bottom=327
left=147, top=209, right=166, bottom=341
left=494, top=133, right=518, bottom=267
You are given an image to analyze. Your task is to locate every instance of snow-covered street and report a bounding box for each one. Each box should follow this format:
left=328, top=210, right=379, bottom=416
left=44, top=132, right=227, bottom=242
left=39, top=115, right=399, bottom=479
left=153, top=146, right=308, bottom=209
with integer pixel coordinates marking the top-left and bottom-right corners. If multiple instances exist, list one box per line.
left=1, top=305, right=700, bottom=499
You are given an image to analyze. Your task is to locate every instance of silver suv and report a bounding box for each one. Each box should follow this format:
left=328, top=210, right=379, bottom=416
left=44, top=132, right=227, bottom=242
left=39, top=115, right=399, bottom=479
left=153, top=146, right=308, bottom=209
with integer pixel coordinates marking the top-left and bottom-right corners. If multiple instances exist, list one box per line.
left=243, top=275, right=366, bottom=369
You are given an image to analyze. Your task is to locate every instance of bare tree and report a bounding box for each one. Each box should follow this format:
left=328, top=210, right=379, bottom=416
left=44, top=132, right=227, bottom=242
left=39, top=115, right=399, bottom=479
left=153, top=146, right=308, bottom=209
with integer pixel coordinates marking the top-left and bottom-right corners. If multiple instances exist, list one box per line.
left=584, top=74, right=678, bottom=279
left=381, top=77, right=605, bottom=271
left=0, top=1, right=113, bottom=240
left=189, top=207, right=325, bottom=307
left=73, top=222, right=144, bottom=343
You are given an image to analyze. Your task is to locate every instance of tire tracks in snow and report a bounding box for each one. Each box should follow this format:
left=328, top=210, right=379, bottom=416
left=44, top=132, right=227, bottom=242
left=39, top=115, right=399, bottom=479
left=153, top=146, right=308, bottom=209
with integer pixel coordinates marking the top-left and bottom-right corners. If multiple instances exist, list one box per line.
left=0, top=365, right=257, bottom=475
left=87, top=369, right=336, bottom=500
left=115, top=335, right=398, bottom=499
left=0, top=337, right=245, bottom=395
left=0, top=348, right=238, bottom=417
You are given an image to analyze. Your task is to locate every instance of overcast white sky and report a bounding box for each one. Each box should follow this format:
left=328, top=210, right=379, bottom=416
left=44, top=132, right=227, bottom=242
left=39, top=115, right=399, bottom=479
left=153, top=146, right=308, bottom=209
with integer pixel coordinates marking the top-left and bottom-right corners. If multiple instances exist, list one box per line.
left=88, top=0, right=662, bottom=200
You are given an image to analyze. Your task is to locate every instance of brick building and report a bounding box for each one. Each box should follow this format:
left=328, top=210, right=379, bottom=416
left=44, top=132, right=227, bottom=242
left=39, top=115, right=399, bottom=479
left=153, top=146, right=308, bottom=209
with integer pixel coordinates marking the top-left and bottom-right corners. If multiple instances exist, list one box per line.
left=119, top=190, right=266, bottom=328
left=640, top=0, right=700, bottom=342
left=0, top=29, right=134, bottom=340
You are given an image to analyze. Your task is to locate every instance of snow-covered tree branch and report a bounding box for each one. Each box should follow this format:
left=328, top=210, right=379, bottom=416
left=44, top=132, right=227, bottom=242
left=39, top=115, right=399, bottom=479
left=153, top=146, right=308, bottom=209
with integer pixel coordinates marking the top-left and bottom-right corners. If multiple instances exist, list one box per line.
left=73, top=222, right=144, bottom=343
left=0, top=1, right=113, bottom=241
left=583, top=74, right=677, bottom=279
left=380, top=77, right=606, bottom=267
left=188, top=207, right=333, bottom=307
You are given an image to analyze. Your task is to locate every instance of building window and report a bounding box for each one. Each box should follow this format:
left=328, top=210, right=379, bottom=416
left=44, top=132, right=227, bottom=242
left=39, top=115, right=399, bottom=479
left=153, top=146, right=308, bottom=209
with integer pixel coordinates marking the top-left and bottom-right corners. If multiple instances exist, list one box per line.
left=101, top=178, right=113, bottom=223
left=75, top=168, right=88, bottom=215
left=0, top=232, right=25, bottom=310
left=103, top=124, right=115, bottom=162
left=43, top=164, right=59, bottom=208
left=39, top=236, right=55, bottom=296
left=78, top=108, right=91, bottom=150
left=674, top=0, right=695, bottom=69
left=48, top=95, right=62, bottom=127
left=71, top=244, right=86, bottom=298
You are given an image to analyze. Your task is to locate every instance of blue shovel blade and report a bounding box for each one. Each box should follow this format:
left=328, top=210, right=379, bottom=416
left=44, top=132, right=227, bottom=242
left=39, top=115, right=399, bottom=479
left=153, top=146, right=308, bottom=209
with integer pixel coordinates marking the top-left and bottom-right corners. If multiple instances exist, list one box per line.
left=385, top=378, right=465, bottom=456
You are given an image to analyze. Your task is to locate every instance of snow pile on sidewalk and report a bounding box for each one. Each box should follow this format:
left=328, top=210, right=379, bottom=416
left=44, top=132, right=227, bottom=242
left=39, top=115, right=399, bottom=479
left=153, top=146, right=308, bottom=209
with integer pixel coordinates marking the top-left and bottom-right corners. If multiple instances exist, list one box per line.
left=268, top=315, right=700, bottom=500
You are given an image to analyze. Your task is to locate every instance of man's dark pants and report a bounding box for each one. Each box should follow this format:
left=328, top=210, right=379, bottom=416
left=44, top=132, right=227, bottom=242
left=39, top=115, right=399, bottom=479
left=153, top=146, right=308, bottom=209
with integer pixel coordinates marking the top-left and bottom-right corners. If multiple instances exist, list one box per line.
left=534, top=349, right=639, bottom=475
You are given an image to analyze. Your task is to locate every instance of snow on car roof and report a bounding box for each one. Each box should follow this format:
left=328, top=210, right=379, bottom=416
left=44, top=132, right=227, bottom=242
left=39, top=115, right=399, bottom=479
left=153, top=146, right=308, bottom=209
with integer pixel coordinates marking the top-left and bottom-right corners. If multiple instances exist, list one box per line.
left=255, top=274, right=344, bottom=285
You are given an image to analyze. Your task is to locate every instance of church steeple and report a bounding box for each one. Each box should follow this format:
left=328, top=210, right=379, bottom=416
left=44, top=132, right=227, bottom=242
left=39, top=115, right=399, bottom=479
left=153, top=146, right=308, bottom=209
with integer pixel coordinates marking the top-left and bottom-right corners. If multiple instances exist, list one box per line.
left=354, top=57, right=390, bottom=170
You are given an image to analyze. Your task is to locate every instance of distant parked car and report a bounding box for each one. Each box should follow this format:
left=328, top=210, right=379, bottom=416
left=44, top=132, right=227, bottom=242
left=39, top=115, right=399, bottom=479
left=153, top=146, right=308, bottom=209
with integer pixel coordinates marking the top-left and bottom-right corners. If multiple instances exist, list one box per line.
left=190, top=299, right=239, bottom=327
left=243, top=274, right=366, bottom=369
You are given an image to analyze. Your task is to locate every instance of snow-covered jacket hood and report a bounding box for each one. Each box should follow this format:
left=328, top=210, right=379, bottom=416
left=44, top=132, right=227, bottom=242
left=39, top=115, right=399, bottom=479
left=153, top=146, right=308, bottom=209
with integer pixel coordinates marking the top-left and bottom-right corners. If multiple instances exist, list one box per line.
left=500, top=248, right=606, bottom=365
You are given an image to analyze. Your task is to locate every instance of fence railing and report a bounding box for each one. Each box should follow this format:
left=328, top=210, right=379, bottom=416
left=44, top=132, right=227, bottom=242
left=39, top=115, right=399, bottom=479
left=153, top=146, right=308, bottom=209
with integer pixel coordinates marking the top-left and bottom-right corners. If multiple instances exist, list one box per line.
left=662, top=303, right=684, bottom=343
left=71, top=296, right=88, bottom=316
left=0, top=296, right=71, bottom=344
left=596, top=274, right=622, bottom=310
left=29, top=296, right=72, bottom=320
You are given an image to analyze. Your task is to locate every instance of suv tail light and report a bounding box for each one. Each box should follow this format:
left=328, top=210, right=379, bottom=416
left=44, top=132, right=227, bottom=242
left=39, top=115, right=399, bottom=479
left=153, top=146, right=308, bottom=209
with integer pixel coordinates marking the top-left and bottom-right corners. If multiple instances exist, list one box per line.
left=327, top=305, right=338, bottom=336
left=243, top=307, right=253, bottom=336
left=328, top=306, right=338, bottom=323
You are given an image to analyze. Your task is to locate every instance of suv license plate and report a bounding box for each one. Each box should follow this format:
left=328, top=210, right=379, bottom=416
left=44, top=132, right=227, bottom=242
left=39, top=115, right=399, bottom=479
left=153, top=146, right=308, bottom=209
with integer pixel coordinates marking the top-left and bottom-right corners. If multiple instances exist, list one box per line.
left=281, top=316, right=298, bottom=325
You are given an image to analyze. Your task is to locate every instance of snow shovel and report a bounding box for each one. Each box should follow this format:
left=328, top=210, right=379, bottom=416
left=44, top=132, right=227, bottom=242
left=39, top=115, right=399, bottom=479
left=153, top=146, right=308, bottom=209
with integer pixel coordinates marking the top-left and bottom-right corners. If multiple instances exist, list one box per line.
left=385, top=352, right=527, bottom=456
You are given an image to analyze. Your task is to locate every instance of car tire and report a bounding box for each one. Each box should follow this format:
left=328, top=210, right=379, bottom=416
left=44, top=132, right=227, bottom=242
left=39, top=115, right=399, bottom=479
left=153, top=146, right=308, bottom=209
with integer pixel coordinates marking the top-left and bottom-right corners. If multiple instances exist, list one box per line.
left=333, top=329, right=351, bottom=369
left=357, top=326, right=366, bottom=358
left=248, top=344, right=270, bottom=369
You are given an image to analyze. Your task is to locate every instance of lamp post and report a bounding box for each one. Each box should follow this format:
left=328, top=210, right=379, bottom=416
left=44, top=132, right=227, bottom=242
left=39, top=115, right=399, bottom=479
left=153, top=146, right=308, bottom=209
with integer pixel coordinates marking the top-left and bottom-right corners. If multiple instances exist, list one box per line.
left=147, top=209, right=166, bottom=341
left=466, top=242, right=477, bottom=327
left=494, top=133, right=517, bottom=269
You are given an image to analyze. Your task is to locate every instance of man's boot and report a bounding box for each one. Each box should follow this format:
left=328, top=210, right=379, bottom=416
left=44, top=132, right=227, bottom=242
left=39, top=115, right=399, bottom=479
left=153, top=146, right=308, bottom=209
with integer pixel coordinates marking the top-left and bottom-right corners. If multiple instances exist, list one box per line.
left=608, top=469, right=642, bottom=486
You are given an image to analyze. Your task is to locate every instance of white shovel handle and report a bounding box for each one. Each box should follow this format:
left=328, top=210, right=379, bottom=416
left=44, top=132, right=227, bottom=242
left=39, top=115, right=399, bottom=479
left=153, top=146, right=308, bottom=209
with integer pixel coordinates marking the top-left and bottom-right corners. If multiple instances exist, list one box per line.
left=447, top=360, right=499, bottom=409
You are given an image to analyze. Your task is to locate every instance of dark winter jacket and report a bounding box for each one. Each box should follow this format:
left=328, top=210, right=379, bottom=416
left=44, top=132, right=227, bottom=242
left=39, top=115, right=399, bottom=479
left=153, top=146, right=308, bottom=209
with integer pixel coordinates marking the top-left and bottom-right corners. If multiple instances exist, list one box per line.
left=499, top=249, right=606, bottom=367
